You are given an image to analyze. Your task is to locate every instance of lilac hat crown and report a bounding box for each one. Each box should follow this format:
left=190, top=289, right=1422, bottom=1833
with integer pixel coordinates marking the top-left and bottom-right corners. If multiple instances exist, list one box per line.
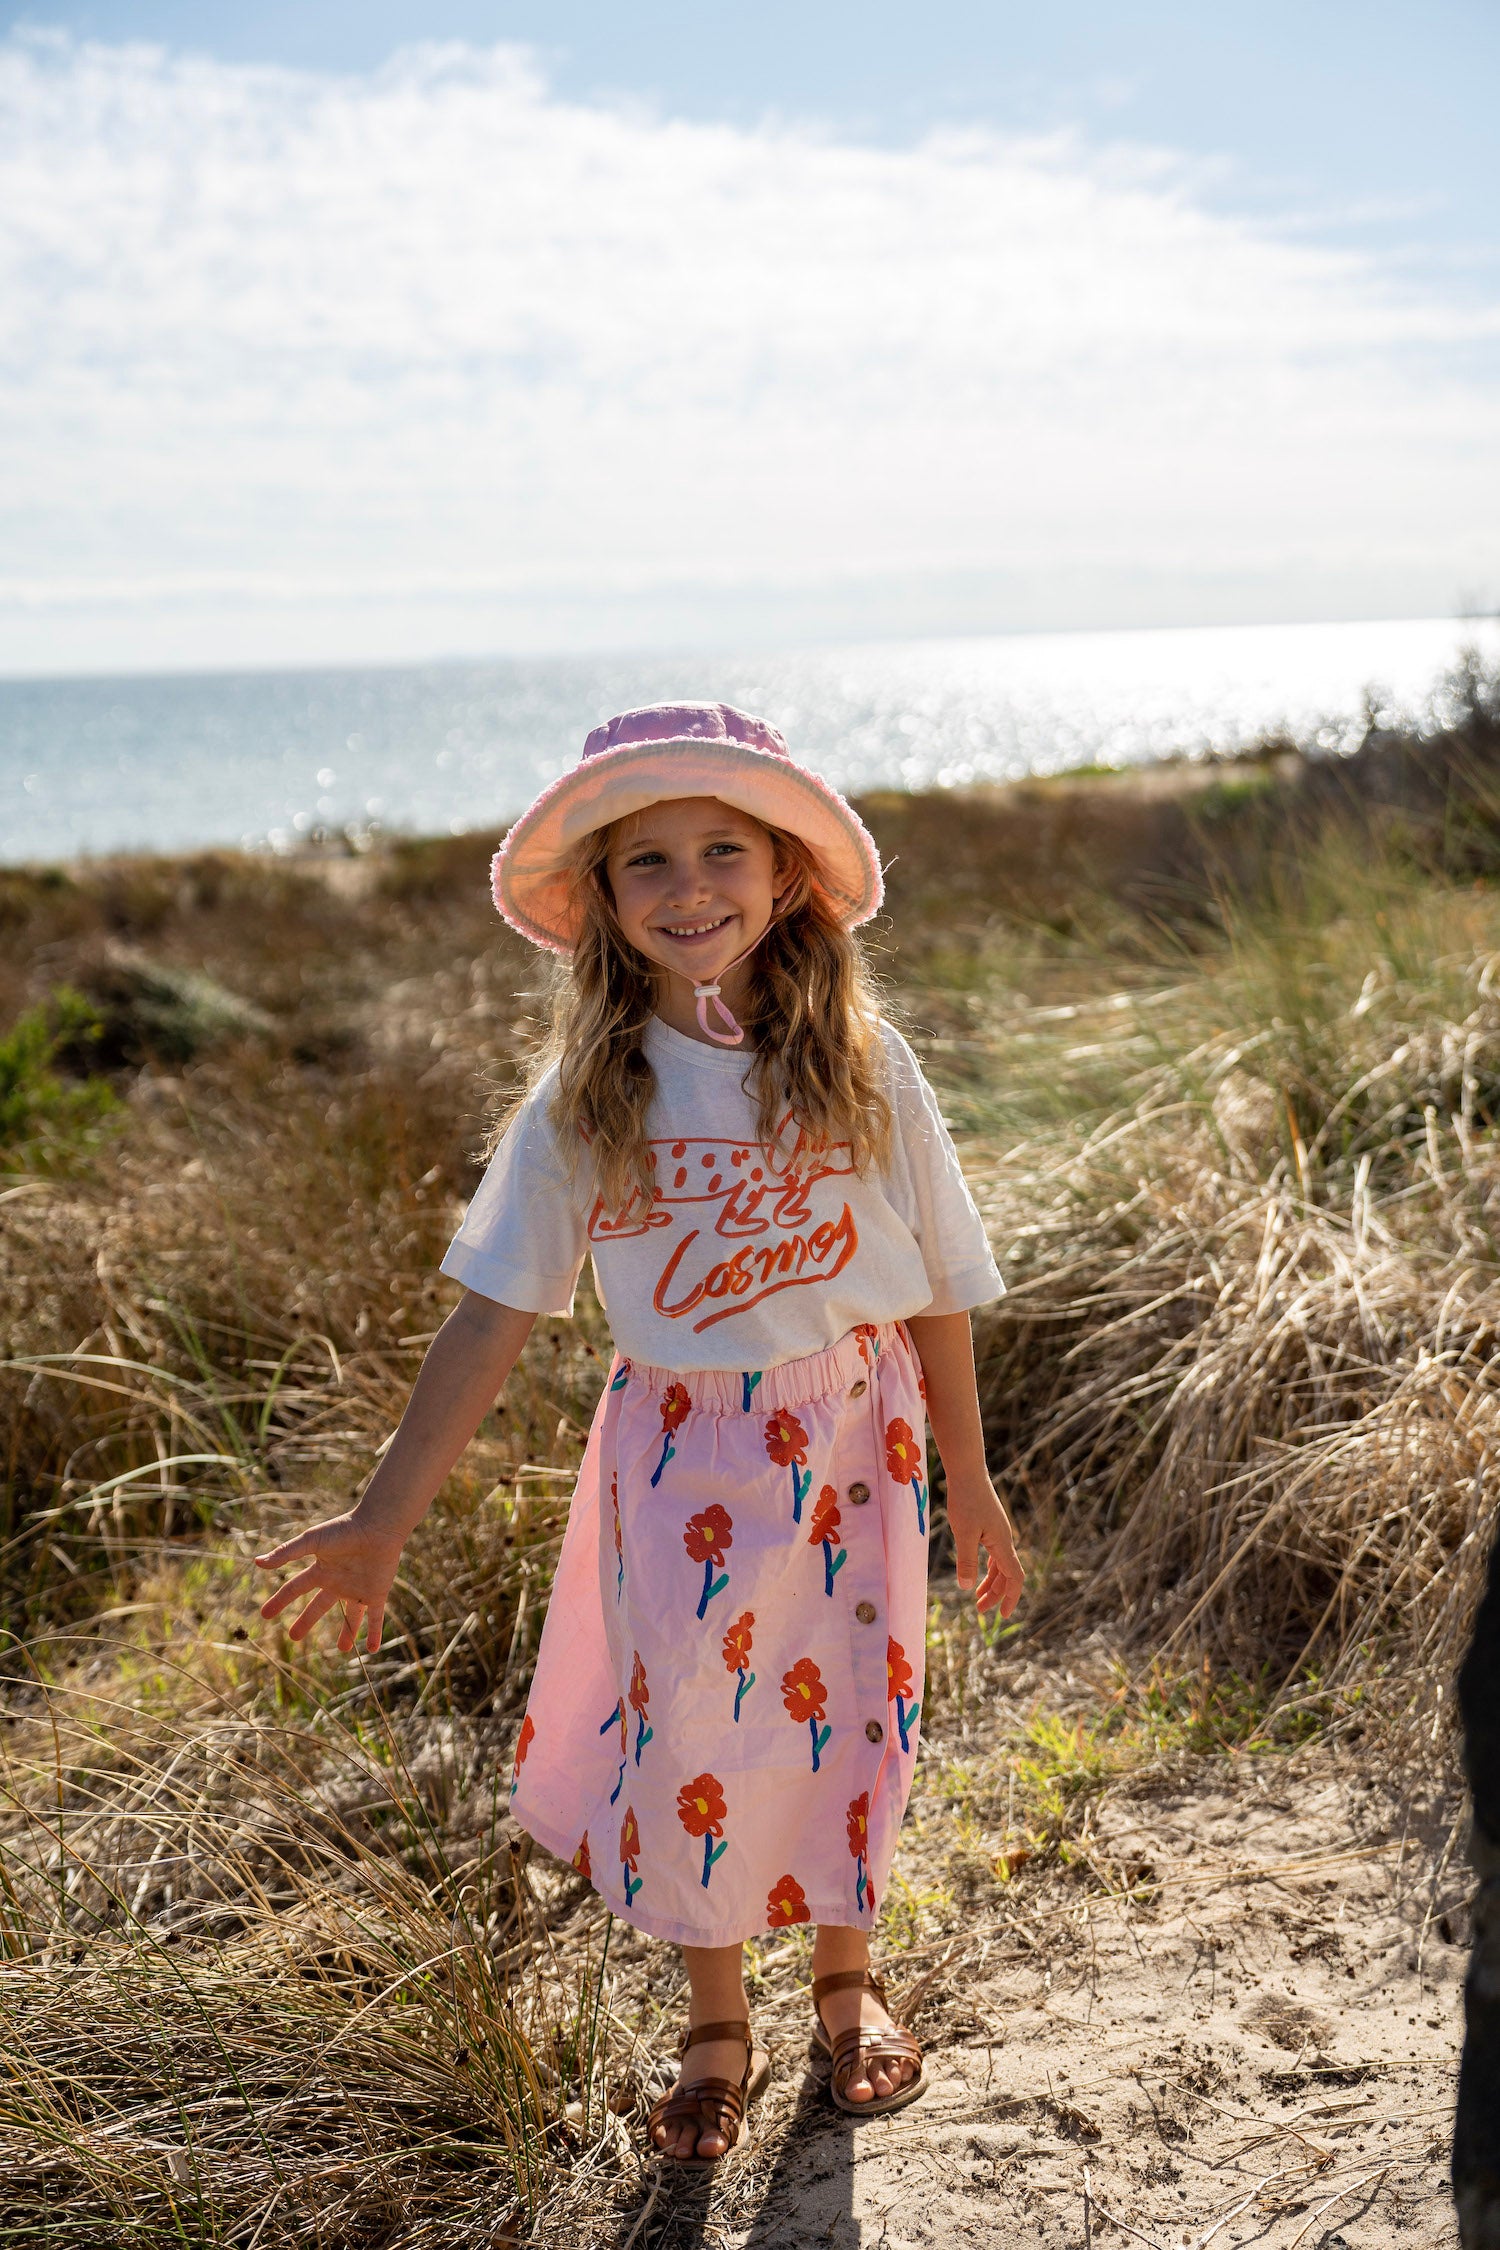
left=584, top=702, right=789, bottom=762
left=492, top=699, right=883, bottom=955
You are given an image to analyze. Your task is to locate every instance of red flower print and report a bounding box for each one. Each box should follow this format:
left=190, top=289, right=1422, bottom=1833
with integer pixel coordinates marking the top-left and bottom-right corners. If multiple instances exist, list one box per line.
left=512, top=1713, right=535, bottom=1777
left=887, top=1636, right=921, bottom=1752
left=763, top=1410, right=809, bottom=1468
left=846, top=1793, right=869, bottom=1859
left=721, top=1610, right=755, bottom=1673
left=766, top=1408, right=814, bottom=1523
left=628, top=1654, right=654, bottom=1765
left=611, top=1473, right=622, bottom=1554
left=660, top=1381, right=692, bottom=1433
left=807, top=1486, right=841, bottom=1548
left=651, top=1383, right=692, bottom=1489
left=676, top=1772, right=728, bottom=1840
left=887, top=1637, right=914, bottom=1702
left=572, top=1832, right=591, bottom=1880
left=683, top=1505, right=733, bottom=1566
left=885, top=1417, right=920, bottom=1482
left=620, top=1805, right=641, bottom=1869
left=766, top=1874, right=811, bottom=1928
left=780, top=1656, right=827, bottom=1725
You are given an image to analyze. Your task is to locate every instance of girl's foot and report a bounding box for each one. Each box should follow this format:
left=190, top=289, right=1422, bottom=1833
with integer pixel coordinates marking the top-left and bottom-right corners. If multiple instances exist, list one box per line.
left=648, top=2024, right=769, bottom=2164
left=814, top=1978, right=917, bottom=2101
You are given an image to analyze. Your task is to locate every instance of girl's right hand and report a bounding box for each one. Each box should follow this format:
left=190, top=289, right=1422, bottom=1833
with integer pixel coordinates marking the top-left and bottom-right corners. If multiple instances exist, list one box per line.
left=255, top=1512, right=404, bottom=1655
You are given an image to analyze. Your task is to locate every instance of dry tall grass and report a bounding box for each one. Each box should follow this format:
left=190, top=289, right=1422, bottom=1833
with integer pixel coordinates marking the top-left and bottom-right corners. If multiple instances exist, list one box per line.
left=0, top=1648, right=620, bottom=2242
left=0, top=854, right=625, bottom=2236
left=945, top=835, right=1500, bottom=1712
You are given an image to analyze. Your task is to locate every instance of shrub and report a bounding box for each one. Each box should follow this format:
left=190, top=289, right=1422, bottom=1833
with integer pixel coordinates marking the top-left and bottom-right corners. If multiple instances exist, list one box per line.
left=0, top=988, right=115, bottom=1160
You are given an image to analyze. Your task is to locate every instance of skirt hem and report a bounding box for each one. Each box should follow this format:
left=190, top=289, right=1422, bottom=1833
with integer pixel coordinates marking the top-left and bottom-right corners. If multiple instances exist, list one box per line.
left=516, top=1803, right=875, bottom=1949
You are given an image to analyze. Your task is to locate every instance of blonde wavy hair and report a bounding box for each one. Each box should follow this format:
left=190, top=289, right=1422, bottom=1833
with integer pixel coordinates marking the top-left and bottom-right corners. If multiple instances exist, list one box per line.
left=504, top=812, right=892, bottom=1216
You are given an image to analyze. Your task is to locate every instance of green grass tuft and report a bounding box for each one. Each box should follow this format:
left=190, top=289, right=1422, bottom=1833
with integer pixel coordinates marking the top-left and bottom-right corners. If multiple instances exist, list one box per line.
left=0, top=987, right=116, bottom=1162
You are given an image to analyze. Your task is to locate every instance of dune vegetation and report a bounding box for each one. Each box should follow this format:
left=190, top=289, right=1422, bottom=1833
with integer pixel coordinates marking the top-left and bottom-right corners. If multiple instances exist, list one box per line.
left=1, top=658, right=1498, bottom=2242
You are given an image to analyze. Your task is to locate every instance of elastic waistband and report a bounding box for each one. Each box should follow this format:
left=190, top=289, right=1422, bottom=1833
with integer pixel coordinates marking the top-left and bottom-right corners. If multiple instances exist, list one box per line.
left=614, top=1322, right=909, bottom=1415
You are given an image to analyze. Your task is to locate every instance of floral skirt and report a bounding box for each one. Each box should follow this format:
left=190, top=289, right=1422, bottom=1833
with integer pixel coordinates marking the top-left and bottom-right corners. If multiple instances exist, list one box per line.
left=509, top=1321, right=930, bottom=1947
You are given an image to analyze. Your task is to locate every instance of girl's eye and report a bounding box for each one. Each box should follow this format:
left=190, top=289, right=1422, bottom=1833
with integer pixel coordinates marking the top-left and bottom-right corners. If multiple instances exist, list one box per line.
left=620, top=841, right=742, bottom=869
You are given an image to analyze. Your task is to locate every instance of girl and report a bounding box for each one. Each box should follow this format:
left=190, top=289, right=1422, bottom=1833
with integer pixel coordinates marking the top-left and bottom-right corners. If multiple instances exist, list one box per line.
left=257, top=701, right=1024, bottom=2167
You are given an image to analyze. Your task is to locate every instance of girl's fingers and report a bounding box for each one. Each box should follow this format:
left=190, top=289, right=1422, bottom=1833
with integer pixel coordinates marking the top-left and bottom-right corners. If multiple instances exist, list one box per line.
left=287, top=1589, right=338, bottom=1642
left=972, top=1525, right=1025, bottom=1615
left=259, top=1560, right=325, bottom=1620
left=996, top=1553, right=1025, bottom=1618
left=254, top=1531, right=319, bottom=1571
left=336, top=1600, right=366, bottom=1655
left=365, top=1600, right=386, bottom=1655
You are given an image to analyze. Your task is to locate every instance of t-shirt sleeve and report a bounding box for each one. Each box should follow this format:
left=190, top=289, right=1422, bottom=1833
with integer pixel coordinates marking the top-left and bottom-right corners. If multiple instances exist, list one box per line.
left=439, top=1073, right=589, bottom=1316
left=879, top=1021, right=1005, bottom=1315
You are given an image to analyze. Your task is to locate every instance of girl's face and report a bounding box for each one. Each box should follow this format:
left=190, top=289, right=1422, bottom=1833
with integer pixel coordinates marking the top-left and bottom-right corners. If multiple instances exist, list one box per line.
left=604, top=797, right=786, bottom=988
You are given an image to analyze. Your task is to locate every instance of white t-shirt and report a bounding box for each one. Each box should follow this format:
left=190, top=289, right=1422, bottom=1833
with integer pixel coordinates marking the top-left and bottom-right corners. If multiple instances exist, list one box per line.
left=441, top=1016, right=1003, bottom=1372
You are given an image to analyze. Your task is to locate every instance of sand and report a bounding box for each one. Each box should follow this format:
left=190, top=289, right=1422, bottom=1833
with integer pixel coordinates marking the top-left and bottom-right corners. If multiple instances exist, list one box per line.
left=535, top=1664, right=1467, bottom=2249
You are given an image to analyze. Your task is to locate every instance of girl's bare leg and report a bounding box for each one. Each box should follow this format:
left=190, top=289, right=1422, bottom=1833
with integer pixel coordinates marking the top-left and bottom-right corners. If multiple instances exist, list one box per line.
left=652, top=1941, right=751, bottom=2161
left=811, top=1924, right=919, bottom=2102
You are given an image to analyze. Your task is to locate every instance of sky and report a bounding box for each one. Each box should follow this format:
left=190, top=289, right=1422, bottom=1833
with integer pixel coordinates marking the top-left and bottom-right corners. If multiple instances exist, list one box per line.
left=1, top=3, right=1497, bottom=677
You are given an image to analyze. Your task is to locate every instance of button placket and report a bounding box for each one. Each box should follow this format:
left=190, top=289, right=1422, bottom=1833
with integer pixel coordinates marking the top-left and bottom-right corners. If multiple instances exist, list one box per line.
left=836, top=1342, right=890, bottom=1805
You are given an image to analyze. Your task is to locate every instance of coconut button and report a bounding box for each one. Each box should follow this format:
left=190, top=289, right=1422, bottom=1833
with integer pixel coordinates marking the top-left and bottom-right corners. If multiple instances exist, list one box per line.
left=855, top=1601, right=877, bottom=1624
left=865, top=1719, right=884, bottom=1743
left=847, top=1481, right=871, bottom=1505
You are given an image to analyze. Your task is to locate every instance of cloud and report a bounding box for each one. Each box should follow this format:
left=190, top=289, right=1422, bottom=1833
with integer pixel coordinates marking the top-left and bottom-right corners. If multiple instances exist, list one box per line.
left=0, top=29, right=1496, bottom=670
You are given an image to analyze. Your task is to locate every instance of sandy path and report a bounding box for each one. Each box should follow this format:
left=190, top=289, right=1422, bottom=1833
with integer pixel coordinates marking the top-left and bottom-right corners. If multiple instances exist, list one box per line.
left=545, top=1734, right=1467, bottom=2249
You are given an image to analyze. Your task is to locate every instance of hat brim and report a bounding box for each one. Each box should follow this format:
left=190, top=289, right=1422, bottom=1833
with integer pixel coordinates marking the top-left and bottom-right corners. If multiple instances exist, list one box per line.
left=492, top=738, right=885, bottom=953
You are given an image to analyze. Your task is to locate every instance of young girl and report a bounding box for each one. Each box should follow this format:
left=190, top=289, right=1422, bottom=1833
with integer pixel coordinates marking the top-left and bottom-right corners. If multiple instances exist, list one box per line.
left=257, top=701, right=1024, bottom=2167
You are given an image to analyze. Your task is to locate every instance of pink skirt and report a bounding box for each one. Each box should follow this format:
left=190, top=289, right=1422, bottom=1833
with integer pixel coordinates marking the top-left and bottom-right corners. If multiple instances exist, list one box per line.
left=509, top=1321, right=930, bottom=1947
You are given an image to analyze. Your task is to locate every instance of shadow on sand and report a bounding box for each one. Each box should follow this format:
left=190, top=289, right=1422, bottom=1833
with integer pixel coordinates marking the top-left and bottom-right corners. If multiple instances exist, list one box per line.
left=608, top=2055, right=859, bottom=2250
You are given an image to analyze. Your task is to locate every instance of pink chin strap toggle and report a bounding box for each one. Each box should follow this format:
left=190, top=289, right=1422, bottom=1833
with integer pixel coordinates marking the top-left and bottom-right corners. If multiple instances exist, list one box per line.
left=685, top=921, right=776, bottom=1047
left=691, top=978, right=747, bottom=1047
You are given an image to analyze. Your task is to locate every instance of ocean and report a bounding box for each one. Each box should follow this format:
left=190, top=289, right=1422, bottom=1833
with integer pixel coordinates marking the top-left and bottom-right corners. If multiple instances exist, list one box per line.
left=3, top=614, right=1496, bottom=867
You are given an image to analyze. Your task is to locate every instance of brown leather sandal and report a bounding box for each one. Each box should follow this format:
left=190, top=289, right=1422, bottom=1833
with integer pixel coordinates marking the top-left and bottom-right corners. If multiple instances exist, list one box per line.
left=810, top=1969, right=928, bottom=2118
left=645, top=2018, right=771, bottom=2169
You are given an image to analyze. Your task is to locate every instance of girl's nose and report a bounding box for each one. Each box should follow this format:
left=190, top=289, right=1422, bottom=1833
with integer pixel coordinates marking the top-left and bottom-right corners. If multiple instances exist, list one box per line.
left=666, top=863, right=715, bottom=908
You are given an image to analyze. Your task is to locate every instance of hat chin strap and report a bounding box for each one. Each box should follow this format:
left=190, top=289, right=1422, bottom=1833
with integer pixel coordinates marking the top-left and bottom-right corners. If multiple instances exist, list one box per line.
left=692, top=978, right=748, bottom=1046
left=681, top=920, right=774, bottom=1047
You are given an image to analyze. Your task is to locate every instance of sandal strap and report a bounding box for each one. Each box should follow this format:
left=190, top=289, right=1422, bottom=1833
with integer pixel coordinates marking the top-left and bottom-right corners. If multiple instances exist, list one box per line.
left=811, top=1968, right=887, bottom=2009
left=830, top=2023, right=922, bottom=2102
left=829, top=2022, right=921, bottom=2074
left=649, top=2077, right=747, bottom=2134
left=811, top=1974, right=922, bottom=2100
left=681, top=2019, right=752, bottom=2052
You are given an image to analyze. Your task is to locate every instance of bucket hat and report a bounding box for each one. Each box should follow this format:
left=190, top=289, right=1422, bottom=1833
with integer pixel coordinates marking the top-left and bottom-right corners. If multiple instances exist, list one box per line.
left=492, top=701, right=884, bottom=956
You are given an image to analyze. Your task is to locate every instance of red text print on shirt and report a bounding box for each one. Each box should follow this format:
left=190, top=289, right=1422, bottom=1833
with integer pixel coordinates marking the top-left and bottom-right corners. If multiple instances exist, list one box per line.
left=589, top=1123, right=861, bottom=1332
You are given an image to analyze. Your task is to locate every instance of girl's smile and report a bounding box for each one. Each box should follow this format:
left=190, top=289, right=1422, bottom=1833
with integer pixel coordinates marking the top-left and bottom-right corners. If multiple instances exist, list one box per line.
left=656, top=914, right=732, bottom=943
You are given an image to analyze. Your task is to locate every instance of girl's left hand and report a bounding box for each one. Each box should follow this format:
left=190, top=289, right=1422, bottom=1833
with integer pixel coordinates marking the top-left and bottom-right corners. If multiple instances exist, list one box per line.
left=946, top=1473, right=1025, bottom=1617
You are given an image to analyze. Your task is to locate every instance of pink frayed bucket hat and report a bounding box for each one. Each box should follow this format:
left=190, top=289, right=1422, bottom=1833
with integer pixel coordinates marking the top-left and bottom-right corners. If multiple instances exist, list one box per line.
left=492, top=701, right=884, bottom=955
